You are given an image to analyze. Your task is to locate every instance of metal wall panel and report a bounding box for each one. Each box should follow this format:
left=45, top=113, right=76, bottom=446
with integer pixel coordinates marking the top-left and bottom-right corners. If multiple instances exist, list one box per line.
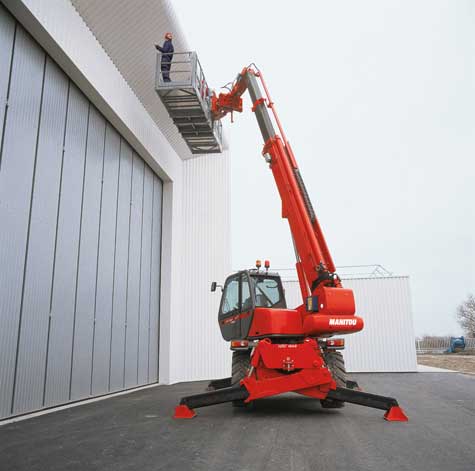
left=44, top=84, right=89, bottom=407
left=172, top=154, right=232, bottom=382
left=12, top=58, right=69, bottom=415
left=71, top=0, right=196, bottom=160
left=124, top=154, right=144, bottom=387
left=70, top=107, right=106, bottom=401
left=0, top=27, right=45, bottom=418
left=91, top=124, right=120, bottom=395
left=282, top=277, right=418, bottom=372
left=0, top=6, right=163, bottom=420
left=148, top=177, right=162, bottom=382
left=0, top=3, right=15, bottom=143
left=138, top=167, right=153, bottom=385
left=109, top=141, right=133, bottom=391
left=343, top=277, right=418, bottom=372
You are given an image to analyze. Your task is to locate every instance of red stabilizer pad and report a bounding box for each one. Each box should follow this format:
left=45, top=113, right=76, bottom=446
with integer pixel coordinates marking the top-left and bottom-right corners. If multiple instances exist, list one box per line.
left=384, top=406, right=408, bottom=422
left=173, top=405, right=196, bottom=419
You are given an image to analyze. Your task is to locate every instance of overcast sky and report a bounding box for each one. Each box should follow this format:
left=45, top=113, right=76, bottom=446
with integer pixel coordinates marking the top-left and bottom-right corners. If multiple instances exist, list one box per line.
left=173, top=0, right=475, bottom=336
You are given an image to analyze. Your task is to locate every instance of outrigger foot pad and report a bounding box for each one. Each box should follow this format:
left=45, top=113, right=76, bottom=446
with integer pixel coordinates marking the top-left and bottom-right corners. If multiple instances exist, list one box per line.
left=384, top=406, right=408, bottom=422
left=174, top=404, right=196, bottom=419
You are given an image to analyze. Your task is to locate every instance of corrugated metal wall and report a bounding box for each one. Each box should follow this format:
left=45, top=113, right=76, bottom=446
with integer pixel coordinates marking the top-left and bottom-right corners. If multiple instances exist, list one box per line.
left=70, top=0, right=196, bottom=159
left=170, top=153, right=232, bottom=382
left=283, top=277, right=418, bottom=372
left=0, top=6, right=163, bottom=419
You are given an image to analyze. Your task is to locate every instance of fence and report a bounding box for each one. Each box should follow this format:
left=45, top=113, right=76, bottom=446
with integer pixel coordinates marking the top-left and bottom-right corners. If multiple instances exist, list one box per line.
left=416, top=337, right=475, bottom=354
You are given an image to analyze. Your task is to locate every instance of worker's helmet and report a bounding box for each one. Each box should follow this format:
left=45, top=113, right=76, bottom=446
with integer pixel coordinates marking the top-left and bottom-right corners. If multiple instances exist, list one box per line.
left=165, top=32, right=173, bottom=40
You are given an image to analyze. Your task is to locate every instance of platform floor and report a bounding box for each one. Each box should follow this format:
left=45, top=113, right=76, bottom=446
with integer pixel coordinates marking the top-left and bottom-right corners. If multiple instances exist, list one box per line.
left=1, top=373, right=474, bottom=471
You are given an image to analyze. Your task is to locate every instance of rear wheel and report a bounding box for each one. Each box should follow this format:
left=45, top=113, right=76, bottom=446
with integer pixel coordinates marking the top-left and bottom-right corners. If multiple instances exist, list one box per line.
left=231, top=350, right=251, bottom=407
left=320, top=350, right=347, bottom=409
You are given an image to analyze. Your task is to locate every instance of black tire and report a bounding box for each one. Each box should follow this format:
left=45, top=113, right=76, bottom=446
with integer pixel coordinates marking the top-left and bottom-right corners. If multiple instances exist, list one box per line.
left=231, top=350, right=251, bottom=407
left=320, top=350, right=347, bottom=409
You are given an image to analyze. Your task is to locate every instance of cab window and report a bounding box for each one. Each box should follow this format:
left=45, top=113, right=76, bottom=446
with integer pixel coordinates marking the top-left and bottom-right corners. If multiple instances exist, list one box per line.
left=241, top=274, right=252, bottom=312
left=222, top=277, right=239, bottom=314
left=253, top=277, right=283, bottom=308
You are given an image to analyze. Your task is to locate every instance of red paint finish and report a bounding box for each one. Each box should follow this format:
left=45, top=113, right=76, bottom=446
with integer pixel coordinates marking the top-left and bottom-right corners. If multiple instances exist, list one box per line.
left=248, top=308, right=303, bottom=337
left=241, top=338, right=336, bottom=402
left=173, top=405, right=196, bottom=419
left=220, top=311, right=251, bottom=326
left=313, top=286, right=355, bottom=316
left=303, top=314, right=364, bottom=336
left=384, top=406, right=409, bottom=422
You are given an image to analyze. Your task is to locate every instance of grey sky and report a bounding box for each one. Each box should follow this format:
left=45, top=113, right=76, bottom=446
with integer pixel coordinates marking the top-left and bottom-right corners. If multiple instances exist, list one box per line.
left=173, top=0, right=475, bottom=336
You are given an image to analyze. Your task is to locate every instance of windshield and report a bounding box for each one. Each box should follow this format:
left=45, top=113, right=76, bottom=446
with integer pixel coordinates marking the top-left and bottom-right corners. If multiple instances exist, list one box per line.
left=252, top=276, right=283, bottom=308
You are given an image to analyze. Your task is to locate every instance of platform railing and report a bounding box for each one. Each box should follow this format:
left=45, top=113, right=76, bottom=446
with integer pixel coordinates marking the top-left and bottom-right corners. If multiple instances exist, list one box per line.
left=156, top=51, right=211, bottom=101
left=155, top=50, right=223, bottom=153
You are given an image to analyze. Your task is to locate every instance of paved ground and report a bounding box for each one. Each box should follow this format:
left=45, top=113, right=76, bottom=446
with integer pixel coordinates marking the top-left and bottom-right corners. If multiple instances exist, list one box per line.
left=1, top=373, right=475, bottom=471
left=418, top=354, right=475, bottom=374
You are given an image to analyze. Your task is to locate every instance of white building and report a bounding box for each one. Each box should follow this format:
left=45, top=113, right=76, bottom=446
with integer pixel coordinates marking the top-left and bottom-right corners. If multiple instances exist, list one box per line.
left=0, top=0, right=416, bottom=422
left=283, top=274, right=418, bottom=373
left=0, top=0, right=231, bottom=420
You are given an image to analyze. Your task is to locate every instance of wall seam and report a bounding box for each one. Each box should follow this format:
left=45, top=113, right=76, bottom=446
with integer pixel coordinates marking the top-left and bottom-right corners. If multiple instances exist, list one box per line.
left=89, top=122, right=108, bottom=395
left=147, top=179, right=155, bottom=382
left=108, top=138, right=122, bottom=391
left=156, top=182, right=164, bottom=381
left=10, top=51, right=47, bottom=414
left=43, top=78, right=72, bottom=407
left=68, top=102, right=91, bottom=400
left=0, top=22, right=16, bottom=173
left=136, top=163, right=145, bottom=384
left=122, top=154, right=134, bottom=388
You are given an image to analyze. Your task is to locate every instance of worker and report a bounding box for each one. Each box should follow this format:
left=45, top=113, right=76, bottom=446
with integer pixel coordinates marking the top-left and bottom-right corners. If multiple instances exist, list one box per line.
left=155, top=32, right=174, bottom=82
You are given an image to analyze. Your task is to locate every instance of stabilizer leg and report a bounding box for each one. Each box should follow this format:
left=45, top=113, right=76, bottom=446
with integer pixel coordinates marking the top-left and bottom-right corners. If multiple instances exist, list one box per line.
left=207, top=377, right=232, bottom=391
left=173, top=384, right=249, bottom=419
left=326, top=387, right=408, bottom=422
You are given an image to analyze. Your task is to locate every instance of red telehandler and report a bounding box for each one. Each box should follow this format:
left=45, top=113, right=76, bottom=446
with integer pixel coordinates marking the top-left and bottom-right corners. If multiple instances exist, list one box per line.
left=173, top=65, right=408, bottom=422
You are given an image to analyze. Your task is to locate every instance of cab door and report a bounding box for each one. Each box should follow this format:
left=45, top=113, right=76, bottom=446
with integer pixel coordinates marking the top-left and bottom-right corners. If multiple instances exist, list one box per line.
left=218, top=272, right=254, bottom=341
left=239, top=272, right=254, bottom=338
left=218, top=274, right=241, bottom=340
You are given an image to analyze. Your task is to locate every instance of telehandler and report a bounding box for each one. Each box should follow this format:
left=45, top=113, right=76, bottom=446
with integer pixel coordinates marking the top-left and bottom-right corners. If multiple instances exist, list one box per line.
left=173, top=65, right=408, bottom=422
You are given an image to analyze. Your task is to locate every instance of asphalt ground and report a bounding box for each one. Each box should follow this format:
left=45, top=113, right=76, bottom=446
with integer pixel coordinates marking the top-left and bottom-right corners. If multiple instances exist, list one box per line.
left=1, top=372, right=474, bottom=471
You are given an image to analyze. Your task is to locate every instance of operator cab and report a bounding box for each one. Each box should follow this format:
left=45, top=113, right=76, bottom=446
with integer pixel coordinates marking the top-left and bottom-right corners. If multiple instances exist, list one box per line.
left=212, top=261, right=289, bottom=341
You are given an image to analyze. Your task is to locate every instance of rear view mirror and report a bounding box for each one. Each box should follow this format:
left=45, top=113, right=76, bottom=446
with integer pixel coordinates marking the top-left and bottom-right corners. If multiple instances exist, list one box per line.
left=211, top=282, right=217, bottom=292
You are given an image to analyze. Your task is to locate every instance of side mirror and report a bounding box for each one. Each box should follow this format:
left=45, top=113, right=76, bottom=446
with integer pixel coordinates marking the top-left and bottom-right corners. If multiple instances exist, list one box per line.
left=211, top=281, right=223, bottom=292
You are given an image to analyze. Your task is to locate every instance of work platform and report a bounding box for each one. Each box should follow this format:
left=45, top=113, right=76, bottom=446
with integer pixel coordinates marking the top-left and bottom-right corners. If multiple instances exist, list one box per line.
left=155, top=51, right=223, bottom=154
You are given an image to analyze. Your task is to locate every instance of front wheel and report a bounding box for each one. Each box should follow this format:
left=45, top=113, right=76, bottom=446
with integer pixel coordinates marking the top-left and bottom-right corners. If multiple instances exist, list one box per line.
left=320, top=350, right=347, bottom=409
left=231, top=350, right=251, bottom=408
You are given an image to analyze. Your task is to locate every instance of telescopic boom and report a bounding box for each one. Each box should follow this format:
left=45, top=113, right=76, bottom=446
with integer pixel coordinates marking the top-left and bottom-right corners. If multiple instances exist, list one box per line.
left=211, top=66, right=354, bottom=318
